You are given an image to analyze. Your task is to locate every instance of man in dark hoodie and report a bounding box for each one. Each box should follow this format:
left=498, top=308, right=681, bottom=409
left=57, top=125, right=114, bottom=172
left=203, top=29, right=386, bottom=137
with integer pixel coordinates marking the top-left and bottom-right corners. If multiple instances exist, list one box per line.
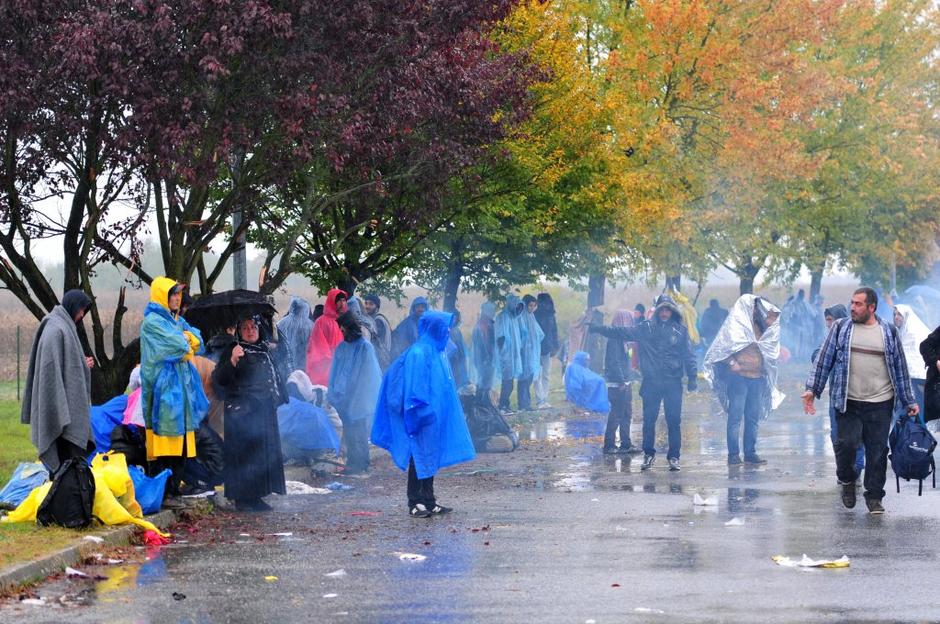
left=699, top=299, right=728, bottom=347
left=590, top=295, right=696, bottom=471
left=392, top=296, right=429, bottom=359
left=362, top=294, right=392, bottom=370
left=533, top=293, right=560, bottom=409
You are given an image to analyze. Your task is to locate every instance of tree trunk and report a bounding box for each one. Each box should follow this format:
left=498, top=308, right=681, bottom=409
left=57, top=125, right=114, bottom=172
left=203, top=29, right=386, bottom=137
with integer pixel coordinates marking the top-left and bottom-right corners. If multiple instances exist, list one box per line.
left=739, top=261, right=759, bottom=295
left=442, top=259, right=463, bottom=313
left=587, top=272, right=605, bottom=308
left=810, top=266, right=824, bottom=301
left=666, top=275, right=681, bottom=291
left=90, top=339, right=140, bottom=404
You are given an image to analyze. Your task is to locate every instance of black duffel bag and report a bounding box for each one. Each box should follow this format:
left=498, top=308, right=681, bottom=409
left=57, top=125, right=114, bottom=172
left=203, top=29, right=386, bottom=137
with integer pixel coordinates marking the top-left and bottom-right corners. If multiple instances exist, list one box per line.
left=36, top=458, right=95, bottom=529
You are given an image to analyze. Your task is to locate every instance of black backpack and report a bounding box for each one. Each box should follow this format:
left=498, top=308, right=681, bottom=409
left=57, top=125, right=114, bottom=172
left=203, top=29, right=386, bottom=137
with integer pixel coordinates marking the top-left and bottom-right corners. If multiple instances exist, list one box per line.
left=36, top=458, right=96, bottom=528
left=889, top=414, right=937, bottom=496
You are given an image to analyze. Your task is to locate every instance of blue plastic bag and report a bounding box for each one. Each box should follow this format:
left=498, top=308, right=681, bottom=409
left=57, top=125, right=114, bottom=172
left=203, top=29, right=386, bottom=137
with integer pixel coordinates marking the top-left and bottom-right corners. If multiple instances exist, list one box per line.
left=91, top=394, right=130, bottom=454
left=0, top=462, right=49, bottom=507
left=128, top=465, right=171, bottom=515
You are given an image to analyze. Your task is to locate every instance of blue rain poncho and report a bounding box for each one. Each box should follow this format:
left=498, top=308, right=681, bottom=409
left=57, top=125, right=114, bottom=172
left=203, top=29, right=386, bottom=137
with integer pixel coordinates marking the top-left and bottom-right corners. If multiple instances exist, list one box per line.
left=495, top=295, right=526, bottom=381
left=564, top=351, right=610, bottom=413
left=277, top=398, right=341, bottom=453
left=471, top=302, right=498, bottom=390
left=371, top=311, right=476, bottom=479
left=520, top=308, right=545, bottom=379
left=91, top=394, right=129, bottom=454
left=328, top=336, right=383, bottom=425
left=277, top=297, right=314, bottom=373
left=391, top=296, right=429, bottom=357
left=446, top=313, right=470, bottom=389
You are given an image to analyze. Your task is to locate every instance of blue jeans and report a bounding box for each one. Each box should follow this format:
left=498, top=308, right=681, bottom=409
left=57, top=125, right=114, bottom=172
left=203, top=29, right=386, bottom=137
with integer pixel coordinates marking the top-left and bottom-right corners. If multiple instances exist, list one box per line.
left=830, top=404, right=864, bottom=475
left=640, top=378, right=683, bottom=459
left=726, top=375, right=762, bottom=459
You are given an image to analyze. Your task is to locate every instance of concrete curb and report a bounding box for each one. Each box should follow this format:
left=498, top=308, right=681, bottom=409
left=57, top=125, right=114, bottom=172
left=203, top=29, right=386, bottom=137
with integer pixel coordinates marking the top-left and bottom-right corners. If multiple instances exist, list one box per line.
left=0, top=510, right=177, bottom=592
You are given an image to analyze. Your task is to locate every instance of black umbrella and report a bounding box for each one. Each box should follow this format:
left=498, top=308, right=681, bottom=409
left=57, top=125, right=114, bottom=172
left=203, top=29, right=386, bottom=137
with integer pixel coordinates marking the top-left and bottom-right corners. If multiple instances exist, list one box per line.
left=184, top=289, right=277, bottom=337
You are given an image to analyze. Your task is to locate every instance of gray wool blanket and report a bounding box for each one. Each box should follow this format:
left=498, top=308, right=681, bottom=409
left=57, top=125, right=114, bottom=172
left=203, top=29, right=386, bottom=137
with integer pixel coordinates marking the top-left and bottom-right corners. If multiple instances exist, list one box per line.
left=21, top=305, right=92, bottom=472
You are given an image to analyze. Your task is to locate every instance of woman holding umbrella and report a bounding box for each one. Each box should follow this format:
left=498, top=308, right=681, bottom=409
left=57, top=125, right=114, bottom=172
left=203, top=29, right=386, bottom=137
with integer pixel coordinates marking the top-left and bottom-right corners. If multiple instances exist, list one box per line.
left=212, top=316, right=288, bottom=511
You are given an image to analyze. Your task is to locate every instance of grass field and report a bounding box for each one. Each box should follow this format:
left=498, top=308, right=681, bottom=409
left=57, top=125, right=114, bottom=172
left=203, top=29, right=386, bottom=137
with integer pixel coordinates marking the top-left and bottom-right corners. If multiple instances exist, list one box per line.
left=0, top=396, right=33, bottom=486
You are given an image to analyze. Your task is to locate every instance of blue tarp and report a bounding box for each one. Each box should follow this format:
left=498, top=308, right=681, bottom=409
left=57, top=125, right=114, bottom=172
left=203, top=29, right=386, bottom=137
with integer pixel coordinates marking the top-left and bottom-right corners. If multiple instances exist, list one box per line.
left=0, top=462, right=49, bottom=508
left=564, top=351, right=611, bottom=413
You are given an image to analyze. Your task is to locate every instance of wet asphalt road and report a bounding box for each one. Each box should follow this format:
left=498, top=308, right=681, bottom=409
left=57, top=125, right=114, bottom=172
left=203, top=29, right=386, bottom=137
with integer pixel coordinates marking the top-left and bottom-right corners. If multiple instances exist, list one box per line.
left=5, top=378, right=940, bottom=623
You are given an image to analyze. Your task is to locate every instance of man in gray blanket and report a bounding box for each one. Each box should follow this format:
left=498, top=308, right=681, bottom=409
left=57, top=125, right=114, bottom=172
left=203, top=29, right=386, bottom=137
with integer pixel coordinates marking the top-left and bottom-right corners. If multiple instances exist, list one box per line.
left=22, top=290, right=95, bottom=474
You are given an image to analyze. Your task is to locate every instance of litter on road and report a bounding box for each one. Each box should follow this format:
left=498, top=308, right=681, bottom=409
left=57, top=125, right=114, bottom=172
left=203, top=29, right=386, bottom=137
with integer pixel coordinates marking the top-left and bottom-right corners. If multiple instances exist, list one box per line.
left=394, top=552, right=427, bottom=562
left=325, top=482, right=354, bottom=491
left=285, top=481, right=332, bottom=495
left=264, top=576, right=279, bottom=582
left=772, top=555, right=850, bottom=568
left=82, top=535, right=104, bottom=544
left=325, top=569, right=347, bottom=577
left=692, top=493, right=719, bottom=506
left=724, top=517, right=745, bottom=527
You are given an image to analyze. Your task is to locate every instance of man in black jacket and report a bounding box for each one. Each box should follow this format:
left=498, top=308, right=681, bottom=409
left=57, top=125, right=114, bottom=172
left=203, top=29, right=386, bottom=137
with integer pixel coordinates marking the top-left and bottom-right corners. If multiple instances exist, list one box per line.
left=921, top=323, right=940, bottom=422
left=590, top=295, right=697, bottom=471
left=533, top=293, right=559, bottom=409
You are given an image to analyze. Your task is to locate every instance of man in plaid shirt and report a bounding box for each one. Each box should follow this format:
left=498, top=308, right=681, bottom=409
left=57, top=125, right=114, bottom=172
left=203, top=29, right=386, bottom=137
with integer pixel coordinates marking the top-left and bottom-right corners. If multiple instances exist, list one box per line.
left=803, top=287, right=919, bottom=515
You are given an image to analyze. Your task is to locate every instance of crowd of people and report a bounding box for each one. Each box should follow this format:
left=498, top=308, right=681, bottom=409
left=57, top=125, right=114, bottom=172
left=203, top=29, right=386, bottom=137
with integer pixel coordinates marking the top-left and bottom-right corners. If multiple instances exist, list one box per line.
left=18, top=279, right=940, bottom=520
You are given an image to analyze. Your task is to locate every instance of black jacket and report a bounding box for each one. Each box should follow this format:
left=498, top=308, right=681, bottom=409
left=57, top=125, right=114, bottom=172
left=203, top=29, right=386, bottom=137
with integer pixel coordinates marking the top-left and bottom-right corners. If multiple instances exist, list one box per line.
left=601, top=332, right=632, bottom=384
left=590, top=298, right=695, bottom=382
left=921, top=325, right=940, bottom=422
left=534, top=294, right=560, bottom=356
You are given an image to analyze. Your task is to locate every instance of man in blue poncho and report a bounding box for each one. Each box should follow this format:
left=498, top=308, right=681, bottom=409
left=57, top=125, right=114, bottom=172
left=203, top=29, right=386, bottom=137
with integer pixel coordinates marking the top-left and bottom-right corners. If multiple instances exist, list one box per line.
left=372, top=311, right=476, bottom=518
left=495, top=295, right=526, bottom=413
left=277, top=297, right=314, bottom=373
left=518, top=295, right=545, bottom=411
left=446, top=311, right=470, bottom=390
left=471, top=302, right=498, bottom=404
left=564, top=351, right=611, bottom=414
left=328, top=311, right=383, bottom=474
left=140, top=277, right=209, bottom=500
left=391, top=296, right=428, bottom=359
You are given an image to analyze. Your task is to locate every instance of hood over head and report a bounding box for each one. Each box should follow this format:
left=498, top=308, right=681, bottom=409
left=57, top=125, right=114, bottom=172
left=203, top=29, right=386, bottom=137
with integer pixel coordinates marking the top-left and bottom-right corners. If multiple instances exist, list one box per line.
left=150, top=276, right=184, bottom=312
left=634, top=303, right=646, bottom=315
left=536, top=293, right=555, bottom=312
left=653, top=295, right=682, bottom=322
left=505, top=294, right=524, bottom=317
left=709, top=299, right=721, bottom=309
left=289, top=297, right=311, bottom=318
left=572, top=351, right=590, bottom=367
left=363, top=293, right=381, bottom=311
left=418, top=311, right=453, bottom=352
left=479, top=301, right=496, bottom=322
left=337, top=310, right=363, bottom=342
left=323, top=288, right=348, bottom=319
left=409, top=296, right=429, bottom=317
left=61, top=289, right=92, bottom=321
left=824, top=304, right=848, bottom=320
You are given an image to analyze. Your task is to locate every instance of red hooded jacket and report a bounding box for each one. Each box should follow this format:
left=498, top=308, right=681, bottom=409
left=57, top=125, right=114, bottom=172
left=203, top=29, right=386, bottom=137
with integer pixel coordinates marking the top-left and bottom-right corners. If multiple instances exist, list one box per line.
left=306, top=288, right=347, bottom=385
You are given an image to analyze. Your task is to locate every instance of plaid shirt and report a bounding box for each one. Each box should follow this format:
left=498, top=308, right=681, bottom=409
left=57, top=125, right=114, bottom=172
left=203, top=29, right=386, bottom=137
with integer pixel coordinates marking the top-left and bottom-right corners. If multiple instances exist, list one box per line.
left=805, top=316, right=916, bottom=413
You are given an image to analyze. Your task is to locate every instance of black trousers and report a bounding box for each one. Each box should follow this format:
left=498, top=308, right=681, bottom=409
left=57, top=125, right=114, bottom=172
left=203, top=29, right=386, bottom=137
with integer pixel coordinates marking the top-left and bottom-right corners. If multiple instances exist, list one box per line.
left=407, top=458, right=436, bottom=509
left=343, top=419, right=370, bottom=474
left=835, top=398, right=893, bottom=501
left=604, top=385, right=633, bottom=449
left=641, top=378, right=683, bottom=459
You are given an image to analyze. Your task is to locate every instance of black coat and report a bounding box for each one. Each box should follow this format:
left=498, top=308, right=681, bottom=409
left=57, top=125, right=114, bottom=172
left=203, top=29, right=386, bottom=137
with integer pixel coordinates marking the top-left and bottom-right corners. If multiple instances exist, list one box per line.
left=534, top=294, right=560, bottom=357
left=921, top=326, right=940, bottom=422
left=601, top=332, right=632, bottom=384
left=212, top=341, right=287, bottom=501
left=591, top=318, right=696, bottom=382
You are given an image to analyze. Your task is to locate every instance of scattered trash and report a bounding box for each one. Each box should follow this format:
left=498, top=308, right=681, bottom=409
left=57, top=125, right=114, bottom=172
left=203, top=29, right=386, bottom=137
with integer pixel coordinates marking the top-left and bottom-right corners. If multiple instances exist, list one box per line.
left=346, top=511, right=381, bottom=517
left=586, top=620, right=596, bottom=624
left=772, top=555, right=850, bottom=569
left=323, top=593, right=338, bottom=598
left=325, top=569, right=347, bottom=578
left=20, top=597, right=47, bottom=606
left=615, top=525, right=629, bottom=532
left=692, top=493, right=719, bottom=506
left=394, top=552, right=427, bottom=562
left=325, top=482, right=354, bottom=491
left=264, top=576, right=279, bottom=582
left=590, top=498, right=599, bottom=502
left=172, top=592, right=186, bottom=601
left=65, top=566, right=89, bottom=578
left=724, top=517, right=745, bottom=527
left=239, top=533, right=252, bottom=537
left=285, top=481, right=332, bottom=495
left=143, top=530, right=170, bottom=546
left=82, top=535, right=104, bottom=544
left=635, top=607, right=665, bottom=614
left=92, top=554, right=125, bottom=565
left=611, top=583, right=621, bottom=587
left=266, top=532, right=293, bottom=537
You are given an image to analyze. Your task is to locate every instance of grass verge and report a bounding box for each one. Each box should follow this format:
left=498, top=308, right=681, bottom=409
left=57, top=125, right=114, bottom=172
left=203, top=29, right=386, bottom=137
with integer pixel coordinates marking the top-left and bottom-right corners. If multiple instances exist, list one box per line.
left=0, top=398, right=34, bottom=486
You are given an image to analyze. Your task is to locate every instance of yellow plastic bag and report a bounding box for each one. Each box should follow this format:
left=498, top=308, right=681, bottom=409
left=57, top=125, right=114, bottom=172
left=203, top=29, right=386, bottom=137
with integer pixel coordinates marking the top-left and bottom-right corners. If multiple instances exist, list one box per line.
left=668, top=288, right=701, bottom=345
left=1, top=482, right=52, bottom=524
left=92, top=452, right=143, bottom=519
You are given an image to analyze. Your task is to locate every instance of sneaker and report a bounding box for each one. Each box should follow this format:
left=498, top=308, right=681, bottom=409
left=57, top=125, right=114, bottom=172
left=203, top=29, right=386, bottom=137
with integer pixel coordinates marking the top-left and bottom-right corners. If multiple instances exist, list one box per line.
left=641, top=455, right=655, bottom=471
left=618, top=445, right=643, bottom=455
left=603, top=446, right=619, bottom=455
left=744, top=455, right=767, bottom=465
left=409, top=504, right=432, bottom=518
left=840, top=482, right=856, bottom=509
left=866, top=499, right=885, bottom=515
left=728, top=455, right=743, bottom=465
left=668, top=458, right=681, bottom=472
left=536, top=402, right=552, bottom=410
left=430, top=504, right=452, bottom=515
left=180, top=485, right=216, bottom=498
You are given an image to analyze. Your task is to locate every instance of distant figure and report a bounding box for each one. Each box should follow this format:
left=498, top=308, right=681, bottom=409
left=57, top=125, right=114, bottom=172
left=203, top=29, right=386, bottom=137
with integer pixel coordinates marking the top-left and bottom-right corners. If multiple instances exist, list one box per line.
left=471, top=302, right=498, bottom=404
left=362, top=294, right=393, bottom=370
left=392, top=296, right=429, bottom=358
left=213, top=316, right=288, bottom=512
left=328, top=311, right=382, bottom=474
left=564, top=351, right=610, bottom=414
left=21, top=290, right=94, bottom=474
left=446, top=311, right=470, bottom=390
left=305, top=289, right=348, bottom=386
left=921, top=323, right=940, bottom=422
left=495, top=295, right=526, bottom=413
left=599, top=311, right=640, bottom=454
left=894, top=304, right=930, bottom=416
left=372, top=311, right=475, bottom=518
left=804, top=287, right=919, bottom=515
left=517, top=295, right=545, bottom=411
left=703, top=295, right=782, bottom=466
left=698, top=299, right=728, bottom=347
left=533, top=293, right=559, bottom=409
left=312, top=304, right=325, bottom=323
left=277, top=297, right=314, bottom=373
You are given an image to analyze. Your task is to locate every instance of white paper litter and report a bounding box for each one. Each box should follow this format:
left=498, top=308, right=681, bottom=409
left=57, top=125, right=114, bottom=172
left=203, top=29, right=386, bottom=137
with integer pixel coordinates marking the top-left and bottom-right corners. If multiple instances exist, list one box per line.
left=82, top=535, right=104, bottom=544
left=323, top=593, right=338, bottom=598
left=286, top=481, right=332, bottom=495
left=772, top=554, right=850, bottom=568
left=325, top=569, right=347, bottom=577
left=394, top=552, right=427, bottom=562
left=692, top=493, right=719, bottom=506
left=724, top=517, right=745, bottom=527
left=267, top=532, right=293, bottom=537
left=635, top=607, right=665, bottom=614
left=92, top=554, right=124, bottom=564
left=65, top=566, right=89, bottom=578
left=20, top=598, right=47, bottom=606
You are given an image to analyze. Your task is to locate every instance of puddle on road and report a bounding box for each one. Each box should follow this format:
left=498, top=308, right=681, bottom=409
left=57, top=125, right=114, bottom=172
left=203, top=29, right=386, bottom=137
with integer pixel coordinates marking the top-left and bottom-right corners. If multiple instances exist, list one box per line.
left=522, top=419, right=606, bottom=441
